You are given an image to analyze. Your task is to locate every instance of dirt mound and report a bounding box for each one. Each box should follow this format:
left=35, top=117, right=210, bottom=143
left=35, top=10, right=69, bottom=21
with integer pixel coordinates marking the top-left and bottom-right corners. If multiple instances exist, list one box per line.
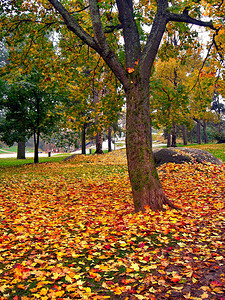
left=153, top=147, right=223, bottom=167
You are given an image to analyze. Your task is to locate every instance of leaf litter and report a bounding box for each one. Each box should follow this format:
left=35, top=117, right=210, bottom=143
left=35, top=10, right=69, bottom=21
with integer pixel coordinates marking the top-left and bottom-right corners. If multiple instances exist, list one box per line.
left=0, top=149, right=224, bottom=299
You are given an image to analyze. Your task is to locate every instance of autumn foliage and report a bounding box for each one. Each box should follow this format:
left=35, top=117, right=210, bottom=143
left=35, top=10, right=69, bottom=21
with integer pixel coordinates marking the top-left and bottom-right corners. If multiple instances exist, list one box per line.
left=0, top=150, right=224, bottom=299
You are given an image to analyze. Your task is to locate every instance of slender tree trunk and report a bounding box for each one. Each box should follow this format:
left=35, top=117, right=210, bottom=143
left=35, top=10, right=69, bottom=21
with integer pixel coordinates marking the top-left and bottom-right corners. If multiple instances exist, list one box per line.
left=17, top=141, right=26, bottom=159
left=108, top=126, right=112, bottom=152
left=166, top=129, right=171, bottom=148
left=81, top=123, right=86, bottom=155
left=34, top=131, right=39, bottom=164
left=34, top=96, right=40, bottom=164
left=203, top=120, right=208, bottom=144
left=196, top=120, right=201, bottom=144
left=171, top=123, right=177, bottom=147
left=95, top=132, right=103, bottom=154
left=190, top=128, right=193, bottom=144
left=182, top=125, right=188, bottom=145
left=126, top=79, right=176, bottom=212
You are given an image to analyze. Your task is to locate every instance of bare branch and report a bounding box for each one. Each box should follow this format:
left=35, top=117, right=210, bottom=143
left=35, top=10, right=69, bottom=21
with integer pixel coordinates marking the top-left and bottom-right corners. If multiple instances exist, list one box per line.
left=70, top=6, right=90, bottom=15
left=168, top=10, right=215, bottom=30
left=188, top=39, right=214, bottom=93
left=116, top=0, right=141, bottom=68
left=89, top=0, right=108, bottom=50
left=140, top=0, right=169, bottom=82
left=212, top=31, right=224, bottom=65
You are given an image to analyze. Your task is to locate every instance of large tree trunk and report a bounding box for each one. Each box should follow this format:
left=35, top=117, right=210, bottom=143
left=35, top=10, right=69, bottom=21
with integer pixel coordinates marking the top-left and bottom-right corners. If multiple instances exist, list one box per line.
left=126, top=80, right=175, bottom=212
left=17, top=141, right=26, bottom=159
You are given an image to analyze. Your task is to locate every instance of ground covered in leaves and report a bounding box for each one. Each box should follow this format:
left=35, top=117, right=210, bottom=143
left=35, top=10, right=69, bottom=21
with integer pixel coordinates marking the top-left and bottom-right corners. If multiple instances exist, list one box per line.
left=0, top=149, right=224, bottom=300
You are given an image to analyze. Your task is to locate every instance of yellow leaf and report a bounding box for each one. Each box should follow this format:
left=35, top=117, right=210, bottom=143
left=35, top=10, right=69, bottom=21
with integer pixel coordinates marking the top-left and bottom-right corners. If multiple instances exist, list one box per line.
left=55, top=290, right=64, bottom=297
left=171, top=286, right=183, bottom=290
left=66, top=283, right=77, bottom=292
left=131, top=263, right=139, bottom=271
left=186, top=270, right=193, bottom=277
left=200, top=286, right=210, bottom=291
left=39, top=288, right=48, bottom=295
left=0, top=284, right=8, bottom=293
left=215, top=256, right=223, bottom=260
left=65, top=275, right=73, bottom=283
left=192, top=277, right=198, bottom=283
left=149, top=287, right=157, bottom=293
left=85, top=287, right=92, bottom=293
left=52, top=272, right=60, bottom=279
left=76, top=279, right=84, bottom=286
left=201, top=292, right=209, bottom=299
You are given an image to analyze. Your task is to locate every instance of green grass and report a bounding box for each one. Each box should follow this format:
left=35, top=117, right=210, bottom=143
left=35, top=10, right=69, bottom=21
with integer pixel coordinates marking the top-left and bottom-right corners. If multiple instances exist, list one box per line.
left=176, top=143, right=225, bottom=162
left=0, top=154, right=70, bottom=167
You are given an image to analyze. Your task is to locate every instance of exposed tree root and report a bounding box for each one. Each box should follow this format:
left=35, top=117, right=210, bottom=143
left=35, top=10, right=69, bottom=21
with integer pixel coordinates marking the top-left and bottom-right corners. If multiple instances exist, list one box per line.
left=163, top=195, right=181, bottom=210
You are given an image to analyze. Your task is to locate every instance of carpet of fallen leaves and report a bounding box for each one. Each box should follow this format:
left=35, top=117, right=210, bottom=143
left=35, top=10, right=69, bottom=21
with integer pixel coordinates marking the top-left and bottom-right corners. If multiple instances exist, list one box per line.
left=0, top=149, right=224, bottom=300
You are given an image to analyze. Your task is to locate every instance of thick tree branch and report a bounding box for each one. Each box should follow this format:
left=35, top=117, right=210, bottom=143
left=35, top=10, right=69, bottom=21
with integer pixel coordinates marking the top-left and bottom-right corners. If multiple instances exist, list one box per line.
left=89, top=0, right=110, bottom=52
left=168, top=11, right=215, bottom=30
left=116, top=0, right=141, bottom=68
left=48, top=0, right=98, bottom=50
left=140, top=0, right=169, bottom=83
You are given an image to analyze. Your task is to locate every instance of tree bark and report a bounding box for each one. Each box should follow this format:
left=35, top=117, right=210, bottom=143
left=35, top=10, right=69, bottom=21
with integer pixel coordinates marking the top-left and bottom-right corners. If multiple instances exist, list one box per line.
left=203, top=120, right=208, bottom=144
left=95, top=131, right=103, bottom=154
left=126, top=78, right=176, bottom=212
left=182, top=125, right=188, bottom=145
left=17, top=141, right=26, bottom=159
left=108, top=126, right=112, bottom=152
left=167, top=129, right=171, bottom=148
left=196, top=120, right=201, bottom=144
left=171, top=123, right=177, bottom=147
left=81, top=123, right=86, bottom=155
left=34, top=131, right=39, bottom=164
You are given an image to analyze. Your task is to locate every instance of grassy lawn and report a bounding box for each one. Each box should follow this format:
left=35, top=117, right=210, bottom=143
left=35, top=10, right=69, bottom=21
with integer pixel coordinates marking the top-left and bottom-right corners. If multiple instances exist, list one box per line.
left=0, top=149, right=224, bottom=299
left=0, top=154, right=71, bottom=167
left=181, top=143, right=225, bottom=162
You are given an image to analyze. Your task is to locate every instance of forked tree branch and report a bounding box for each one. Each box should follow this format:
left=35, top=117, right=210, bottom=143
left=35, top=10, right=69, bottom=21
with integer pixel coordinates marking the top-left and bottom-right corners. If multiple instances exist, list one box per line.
left=48, top=0, right=129, bottom=88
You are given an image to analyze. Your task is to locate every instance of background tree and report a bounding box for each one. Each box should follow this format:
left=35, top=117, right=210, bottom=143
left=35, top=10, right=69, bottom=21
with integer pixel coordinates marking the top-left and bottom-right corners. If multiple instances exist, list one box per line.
left=151, top=57, right=190, bottom=147
left=0, top=70, right=62, bottom=163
